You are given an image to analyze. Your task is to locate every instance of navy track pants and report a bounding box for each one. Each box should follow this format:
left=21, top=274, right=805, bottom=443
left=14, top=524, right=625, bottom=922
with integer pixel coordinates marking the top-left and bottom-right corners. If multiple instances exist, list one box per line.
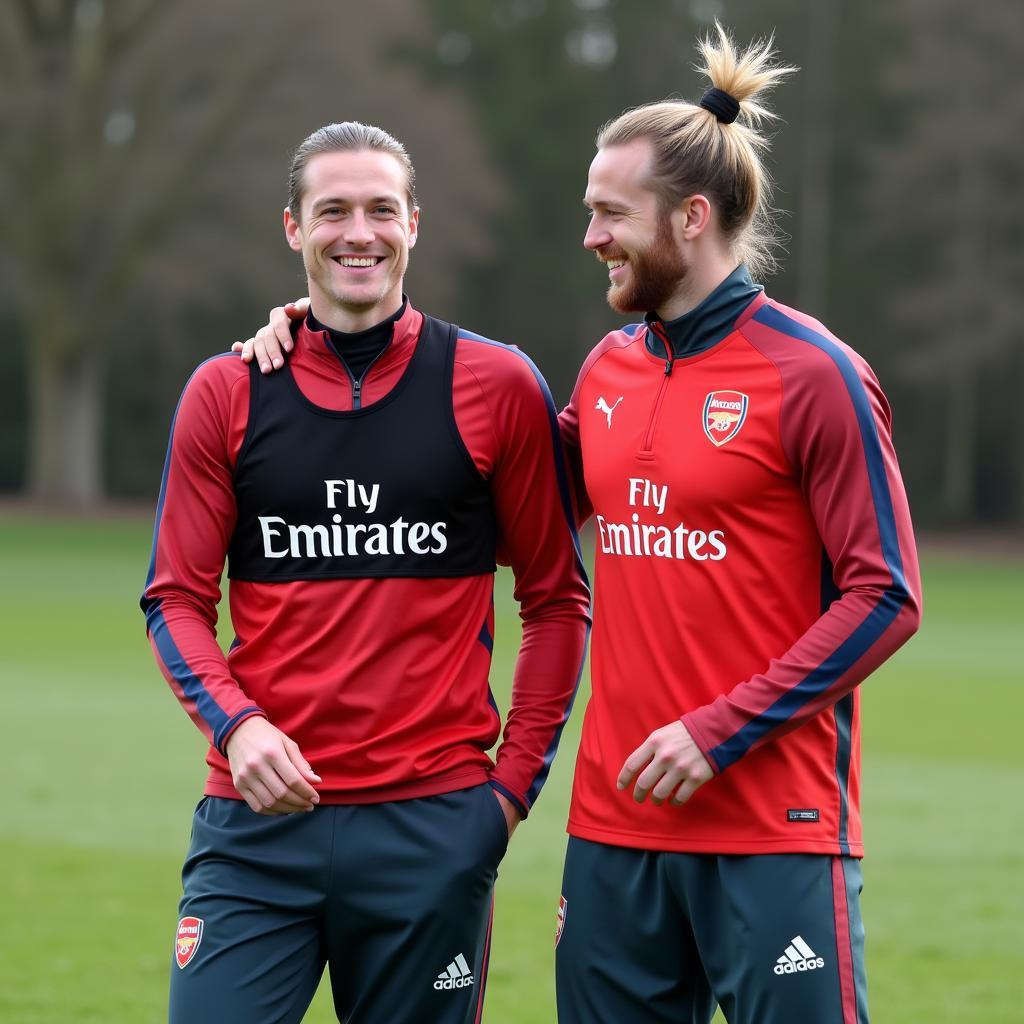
left=556, top=837, right=868, bottom=1024
left=168, top=786, right=508, bottom=1024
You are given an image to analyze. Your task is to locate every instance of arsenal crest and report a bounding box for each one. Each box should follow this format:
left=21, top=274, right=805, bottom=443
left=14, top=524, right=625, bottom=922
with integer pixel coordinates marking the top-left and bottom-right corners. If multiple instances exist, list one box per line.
left=555, top=895, right=567, bottom=947
left=175, top=916, right=204, bottom=969
left=703, top=391, right=749, bottom=447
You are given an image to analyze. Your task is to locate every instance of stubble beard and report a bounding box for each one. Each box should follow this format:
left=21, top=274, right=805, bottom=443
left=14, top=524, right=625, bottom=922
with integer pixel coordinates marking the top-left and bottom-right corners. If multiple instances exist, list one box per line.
left=329, top=284, right=391, bottom=312
left=312, top=251, right=405, bottom=316
left=605, top=218, right=688, bottom=315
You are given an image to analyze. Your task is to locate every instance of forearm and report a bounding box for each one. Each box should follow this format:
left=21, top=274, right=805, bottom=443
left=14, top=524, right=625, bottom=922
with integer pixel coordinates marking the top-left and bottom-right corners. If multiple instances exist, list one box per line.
left=144, top=592, right=265, bottom=752
left=684, top=579, right=920, bottom=773
left=490, top=601, right=589, bottom=814
left=141, top=353, right=261, bottom=751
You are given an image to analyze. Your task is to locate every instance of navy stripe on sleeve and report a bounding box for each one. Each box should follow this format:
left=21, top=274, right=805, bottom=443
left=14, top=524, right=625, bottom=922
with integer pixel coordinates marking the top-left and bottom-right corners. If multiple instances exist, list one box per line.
left=139, top=353, right=244, bottom=746
left=478, top=617, right=494, bottom=654
left=145, top=597, right=230, bottom=747
left=753, top=307, right=908, bottom=590
left=708, top=307, right=911, bottom=769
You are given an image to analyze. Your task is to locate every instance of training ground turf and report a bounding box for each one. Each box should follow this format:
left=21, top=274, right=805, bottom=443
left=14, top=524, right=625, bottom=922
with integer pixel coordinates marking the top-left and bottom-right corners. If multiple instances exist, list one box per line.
left=1, top=514, right=1020, bottom=1023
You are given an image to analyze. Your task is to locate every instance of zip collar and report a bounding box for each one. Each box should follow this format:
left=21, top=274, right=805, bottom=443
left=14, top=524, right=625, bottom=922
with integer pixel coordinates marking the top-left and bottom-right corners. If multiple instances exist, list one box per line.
left=294, top=297, right=423, bottom=379
left=309, top=300, right=406, bottom=380
left=644, top=265, right=763, bottom=362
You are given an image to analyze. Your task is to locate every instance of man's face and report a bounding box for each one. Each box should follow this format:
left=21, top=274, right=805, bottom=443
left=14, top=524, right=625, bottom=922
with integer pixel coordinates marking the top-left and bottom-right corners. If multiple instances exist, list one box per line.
left=583, top=140, right=688, bottom=315
left=284, top=149, right=418, bottom=323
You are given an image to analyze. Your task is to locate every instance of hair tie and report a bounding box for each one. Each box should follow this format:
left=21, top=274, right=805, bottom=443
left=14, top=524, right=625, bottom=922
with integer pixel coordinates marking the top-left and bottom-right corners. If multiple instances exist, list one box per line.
left=698, top=87, right=740, bottom=124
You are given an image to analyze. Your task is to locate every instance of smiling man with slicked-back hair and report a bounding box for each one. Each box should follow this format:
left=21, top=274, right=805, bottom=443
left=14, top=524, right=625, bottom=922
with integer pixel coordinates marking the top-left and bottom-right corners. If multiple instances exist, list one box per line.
left=141, top=121, right=590, bottom=1024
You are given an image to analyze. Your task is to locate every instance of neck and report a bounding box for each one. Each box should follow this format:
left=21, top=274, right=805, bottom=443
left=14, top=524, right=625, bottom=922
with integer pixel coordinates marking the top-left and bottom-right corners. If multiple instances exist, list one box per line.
left=308, top=287, right=404, bottom=334
left=655, top=249, right=738, bottom=322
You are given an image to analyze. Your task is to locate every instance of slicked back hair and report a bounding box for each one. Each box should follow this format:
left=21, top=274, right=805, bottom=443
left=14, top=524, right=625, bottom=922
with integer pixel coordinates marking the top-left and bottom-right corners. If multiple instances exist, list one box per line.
left=287, top=121, right=417, bottom=221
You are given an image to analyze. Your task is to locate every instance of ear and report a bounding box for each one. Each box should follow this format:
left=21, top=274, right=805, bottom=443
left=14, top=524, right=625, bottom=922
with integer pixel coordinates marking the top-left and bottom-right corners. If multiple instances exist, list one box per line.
left=283, top=207, right=303, bottom=252
left=406, top=206, right=420, bottom=250
left=672, top=194, right=713, bottom=242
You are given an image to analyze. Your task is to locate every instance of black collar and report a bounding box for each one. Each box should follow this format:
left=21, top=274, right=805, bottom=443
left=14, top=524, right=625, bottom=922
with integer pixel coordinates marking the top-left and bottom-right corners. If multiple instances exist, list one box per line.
left=307, top=299, right=407, bottom=381
left=644, top=265, right=762, bottom=360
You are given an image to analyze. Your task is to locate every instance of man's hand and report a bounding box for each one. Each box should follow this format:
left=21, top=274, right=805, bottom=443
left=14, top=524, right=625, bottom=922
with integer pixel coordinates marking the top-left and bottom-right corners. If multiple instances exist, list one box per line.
left=617, top=720, right=714, bottom=807
left=492, top=789, right=522, bottom=840
left=225, top=716, right=322, bottom=815
left=231, top=297, right=309, bottom=374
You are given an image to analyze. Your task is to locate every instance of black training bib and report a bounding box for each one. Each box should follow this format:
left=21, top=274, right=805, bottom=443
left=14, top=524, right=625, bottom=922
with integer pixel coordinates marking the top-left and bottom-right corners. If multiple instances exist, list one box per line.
left=227, top=315, right=497, bottom=581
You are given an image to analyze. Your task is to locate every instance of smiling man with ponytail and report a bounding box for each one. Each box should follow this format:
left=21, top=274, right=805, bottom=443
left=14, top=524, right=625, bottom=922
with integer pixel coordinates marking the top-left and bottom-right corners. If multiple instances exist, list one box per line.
left=556, top=24, right=920, bottom=1024
left=238, top=23, right=920, bottom=1024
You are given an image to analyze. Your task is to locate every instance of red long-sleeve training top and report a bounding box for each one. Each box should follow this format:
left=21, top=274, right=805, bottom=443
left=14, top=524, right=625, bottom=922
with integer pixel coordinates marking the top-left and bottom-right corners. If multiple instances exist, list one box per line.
left=142, top=302, right=591, bottom=814
left=560, top=269, right=921, bottom=855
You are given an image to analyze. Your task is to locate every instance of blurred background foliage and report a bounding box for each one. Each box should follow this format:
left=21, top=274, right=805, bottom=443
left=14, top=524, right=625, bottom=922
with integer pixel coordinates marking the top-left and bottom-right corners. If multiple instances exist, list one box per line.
left=1, top=0, right=1021, bottom=526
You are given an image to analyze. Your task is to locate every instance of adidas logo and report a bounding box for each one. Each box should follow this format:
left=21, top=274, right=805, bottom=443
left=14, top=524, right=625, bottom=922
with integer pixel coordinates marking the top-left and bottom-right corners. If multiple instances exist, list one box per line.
left=773, top=935, right=825, bottom=976
left=433, top=953, right=474, bottom=990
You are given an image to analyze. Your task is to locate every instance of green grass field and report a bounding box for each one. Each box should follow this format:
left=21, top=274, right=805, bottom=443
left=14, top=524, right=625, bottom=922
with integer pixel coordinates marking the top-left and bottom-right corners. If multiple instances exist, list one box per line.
left=1, top=514, right=1021, bottom=1022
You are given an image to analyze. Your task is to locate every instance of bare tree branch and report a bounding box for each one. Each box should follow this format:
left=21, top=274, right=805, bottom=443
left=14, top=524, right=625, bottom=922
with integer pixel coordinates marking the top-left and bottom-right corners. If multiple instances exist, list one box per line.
left=93, top=40, right=282, bottom=314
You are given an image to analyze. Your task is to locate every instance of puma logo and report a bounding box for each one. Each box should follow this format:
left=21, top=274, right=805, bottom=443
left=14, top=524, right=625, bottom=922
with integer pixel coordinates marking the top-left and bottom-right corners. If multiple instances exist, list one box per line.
left=596, top=396, right=623, bottom=429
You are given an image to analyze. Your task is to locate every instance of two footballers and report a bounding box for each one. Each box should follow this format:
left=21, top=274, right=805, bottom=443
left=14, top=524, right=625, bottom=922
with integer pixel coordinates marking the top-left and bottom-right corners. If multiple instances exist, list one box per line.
left=149, top=23, right=920, bottom=1024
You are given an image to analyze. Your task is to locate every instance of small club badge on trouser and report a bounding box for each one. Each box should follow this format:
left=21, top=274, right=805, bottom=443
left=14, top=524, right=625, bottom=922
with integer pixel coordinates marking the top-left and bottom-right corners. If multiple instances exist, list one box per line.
left=175, top=916, right=204, bottom=969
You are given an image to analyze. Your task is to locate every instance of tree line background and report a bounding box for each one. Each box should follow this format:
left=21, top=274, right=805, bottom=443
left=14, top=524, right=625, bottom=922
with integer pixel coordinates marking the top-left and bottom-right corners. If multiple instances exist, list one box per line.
left=1, top=0, right=1021, bottom=528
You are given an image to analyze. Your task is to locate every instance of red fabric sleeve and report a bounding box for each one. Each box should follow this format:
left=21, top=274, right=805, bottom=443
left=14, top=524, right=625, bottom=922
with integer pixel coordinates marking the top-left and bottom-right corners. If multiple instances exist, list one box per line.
left=454, top=337, right=591, bottom=815
left=558, top=378, right=592, bottom=526
left=558, top=327, right=644, bottom=526
left=683, top=315, right=922, bottom=771
left=140, top=354, right=266, bottom=753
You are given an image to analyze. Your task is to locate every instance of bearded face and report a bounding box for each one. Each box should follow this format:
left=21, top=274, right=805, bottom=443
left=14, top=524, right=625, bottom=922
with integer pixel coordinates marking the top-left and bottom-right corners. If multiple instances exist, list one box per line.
left=601, top=213, right=689, bottom=314
left=585, top=141, right=694, bottom=317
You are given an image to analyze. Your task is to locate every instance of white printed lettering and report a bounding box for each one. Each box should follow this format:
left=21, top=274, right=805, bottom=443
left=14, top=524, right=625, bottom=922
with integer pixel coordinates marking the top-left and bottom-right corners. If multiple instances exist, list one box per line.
left=408, top=522, right=431, bottom=554
left=430, top=523, right=448, bottom=553
left=259, top=516, right=289, bottom=557
left=627, top=477, right=668, bottom=515
left=595, top=510, right=728, bottom=562
left=365, top=523, right=389, bottom=555
left=324, top=480, right=345, bottom=509
left=687, top=529, right=708, bottom=560
left=358, top=482, right=380, bottom=516
left=289, top=523, right=331, bottom=558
